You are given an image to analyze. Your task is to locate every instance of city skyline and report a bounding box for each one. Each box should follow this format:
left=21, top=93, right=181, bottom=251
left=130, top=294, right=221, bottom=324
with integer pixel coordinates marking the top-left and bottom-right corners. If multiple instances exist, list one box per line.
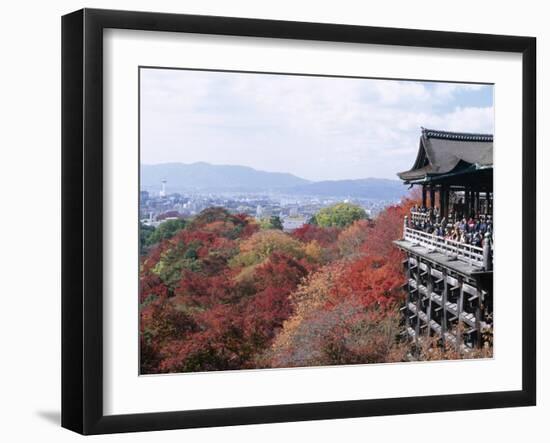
left=140, top=68, right=494, bottom=181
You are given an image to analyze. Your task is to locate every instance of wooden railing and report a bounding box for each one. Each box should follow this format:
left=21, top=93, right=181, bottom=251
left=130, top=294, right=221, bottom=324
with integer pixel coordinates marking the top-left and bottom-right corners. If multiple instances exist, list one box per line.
left=402, top=219, right=491, bottom=270
left=409, top=210, right=431, bottom=223
left=410, top=209, right=492, bottom=225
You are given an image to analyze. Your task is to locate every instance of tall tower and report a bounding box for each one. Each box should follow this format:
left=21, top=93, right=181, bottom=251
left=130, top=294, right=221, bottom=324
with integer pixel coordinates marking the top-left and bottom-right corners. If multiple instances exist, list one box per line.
left=160, top=179, right=167, bottom=198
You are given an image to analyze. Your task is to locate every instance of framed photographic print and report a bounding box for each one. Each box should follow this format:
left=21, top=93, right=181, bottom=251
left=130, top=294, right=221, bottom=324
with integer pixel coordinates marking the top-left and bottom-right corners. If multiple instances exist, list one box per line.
left=61, top=8, right=536, bottom=435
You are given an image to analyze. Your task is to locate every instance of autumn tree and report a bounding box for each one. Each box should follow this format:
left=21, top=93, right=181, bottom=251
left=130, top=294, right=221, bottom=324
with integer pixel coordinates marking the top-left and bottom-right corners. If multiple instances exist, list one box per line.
left=269, top=263, right=406, bottom=368
left=230, top=230, right=306, bottom=268
left=140, top=206, right=312, bottom=373
left=330, top=255, right=405, bottom=309
left=337, top=219, right=371, bottom=257
left=361, top=196, right=418, bottom=272
left=151, top=253, right=309, bottom=373
left=144, top=218, right=187, bottom=247
left=291, top=223, right=341, bottom=263
left=291, top=223, right=340, bottom=247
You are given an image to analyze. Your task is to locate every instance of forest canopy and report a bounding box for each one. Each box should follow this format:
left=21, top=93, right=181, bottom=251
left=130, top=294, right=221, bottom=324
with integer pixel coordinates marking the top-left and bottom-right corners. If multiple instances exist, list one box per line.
left=139, top=198, right=416, bottom=374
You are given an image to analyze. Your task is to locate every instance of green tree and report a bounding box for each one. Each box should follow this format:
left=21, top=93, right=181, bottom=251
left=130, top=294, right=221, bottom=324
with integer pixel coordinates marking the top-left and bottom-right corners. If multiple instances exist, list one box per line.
left=313, top=203, right=367, bottom=228
left=146, top=219, right=187, bottom=246
left=259, top=215, right=283, bottom=230
left=140, top=223, right=156, bottom=255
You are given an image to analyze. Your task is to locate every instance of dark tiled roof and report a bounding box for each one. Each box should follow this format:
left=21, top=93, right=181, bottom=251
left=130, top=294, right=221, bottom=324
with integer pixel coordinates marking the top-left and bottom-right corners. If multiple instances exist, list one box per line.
left=422, top=128, right=493, bottom=142
left=397, top=128, right=493, bottom=182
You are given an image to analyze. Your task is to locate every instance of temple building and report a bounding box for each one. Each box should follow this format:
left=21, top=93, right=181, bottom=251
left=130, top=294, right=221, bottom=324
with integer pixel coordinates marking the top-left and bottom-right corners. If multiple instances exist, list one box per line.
left=394, top=128, right=493, bottom=350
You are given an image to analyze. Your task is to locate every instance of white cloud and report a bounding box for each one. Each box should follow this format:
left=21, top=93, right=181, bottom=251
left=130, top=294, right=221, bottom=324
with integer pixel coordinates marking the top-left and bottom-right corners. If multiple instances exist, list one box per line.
left=374, top=81, right=430, bottom=105
left=432, top=82, right=485, bottom=100
left=436, top=106, right=494, bottom=133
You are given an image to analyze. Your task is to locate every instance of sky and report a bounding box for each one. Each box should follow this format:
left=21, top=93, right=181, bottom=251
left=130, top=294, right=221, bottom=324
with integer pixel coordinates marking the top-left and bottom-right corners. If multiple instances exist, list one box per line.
left=140, top=68, right=494, bottom=181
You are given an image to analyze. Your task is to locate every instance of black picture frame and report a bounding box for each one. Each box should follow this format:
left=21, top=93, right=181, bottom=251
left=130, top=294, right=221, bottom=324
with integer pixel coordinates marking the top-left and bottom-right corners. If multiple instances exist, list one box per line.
left=61, top=8, right=536, bottom=435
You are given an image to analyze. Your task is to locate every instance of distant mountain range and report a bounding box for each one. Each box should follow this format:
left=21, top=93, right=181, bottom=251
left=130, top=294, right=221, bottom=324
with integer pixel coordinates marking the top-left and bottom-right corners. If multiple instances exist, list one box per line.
left=141, top=162, right=309, bottom=190
left=141, top=162, right=407, bottom=200
left=287, top=178, right=406, bottom=200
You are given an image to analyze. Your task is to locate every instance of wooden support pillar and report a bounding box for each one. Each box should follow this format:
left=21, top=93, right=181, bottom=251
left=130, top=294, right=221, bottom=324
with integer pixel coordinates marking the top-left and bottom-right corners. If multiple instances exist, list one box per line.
left=464, top=187, right=470, bottom=219
left=421, top=186, right=427, bottom=208
left=441, top=269, right=448, bottom=347
left=415, top=257, right=422, bottom=343
left=456, top=277, right=464, bottom=352
left=405, top=254, right=411, bottom=330
left=472, top=188, right=476, bottom=219
left=475, top=288, right=482, bottom=348
left=443, top=186, right=449, bottom=219
left=483, top=232, right=492, bottom=271
left=438, top=186, right=444, bottom=216
left=426, top=263, right=433, bottom=338
left=478, top=190, right=483, bottom=215
left=429, top=187, right=435, bottom=210
left=438, top=186, right=445, bottom=220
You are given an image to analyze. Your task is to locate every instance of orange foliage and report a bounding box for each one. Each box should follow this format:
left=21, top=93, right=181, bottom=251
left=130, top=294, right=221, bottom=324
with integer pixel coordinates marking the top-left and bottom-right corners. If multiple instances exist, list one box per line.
left=337, top=219, right=371, bottom=257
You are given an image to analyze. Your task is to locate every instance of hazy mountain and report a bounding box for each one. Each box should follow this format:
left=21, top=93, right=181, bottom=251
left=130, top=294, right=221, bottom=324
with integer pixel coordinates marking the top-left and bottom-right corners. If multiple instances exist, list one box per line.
left=141, top=162, right=310, bottom=192
left=141, top=162, right=407, bottom=200
left=288, top=178, right=407, bottom=200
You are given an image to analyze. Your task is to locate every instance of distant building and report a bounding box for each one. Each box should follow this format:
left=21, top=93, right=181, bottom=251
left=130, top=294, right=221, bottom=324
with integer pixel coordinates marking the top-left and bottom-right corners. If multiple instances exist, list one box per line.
left=282, top=216, right=307, bottom=232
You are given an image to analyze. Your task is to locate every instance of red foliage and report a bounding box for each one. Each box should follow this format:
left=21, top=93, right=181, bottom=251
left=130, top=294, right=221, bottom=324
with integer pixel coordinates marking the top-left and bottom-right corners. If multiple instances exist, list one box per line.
left=291, top=224, right=340, bottom=247
left=247, top=252, right=309, bottom=293
left=241, top=286, right=294, bottom=350
left=175, top=270, right=236, bottom=307
left=361, top=197, right=418, bottom=271
left=141, top=239, right=169, bottom=273
left=139, top=295, right=199, bottom=374
left=238, top=254, right=308, bottom=346
left=330, top=255, right=405, bottom=309
left=157, top=303, right=247, bottom=372
left=139, top=272, right=169, bottom=303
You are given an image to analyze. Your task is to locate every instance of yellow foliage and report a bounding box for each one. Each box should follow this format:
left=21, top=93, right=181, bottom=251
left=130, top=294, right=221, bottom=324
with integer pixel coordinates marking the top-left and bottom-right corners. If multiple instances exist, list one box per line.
left=337, top=219, right=370, bottom=257
left=230, top=229, right=305, bottom=268
left=271, top=263, right=344, bottom=352
left=304, top=240, right=322, bottom=263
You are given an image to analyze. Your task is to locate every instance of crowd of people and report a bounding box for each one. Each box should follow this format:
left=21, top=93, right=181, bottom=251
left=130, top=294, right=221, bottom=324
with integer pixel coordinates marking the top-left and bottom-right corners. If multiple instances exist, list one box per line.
left=408, top=205, right=493, bottom=248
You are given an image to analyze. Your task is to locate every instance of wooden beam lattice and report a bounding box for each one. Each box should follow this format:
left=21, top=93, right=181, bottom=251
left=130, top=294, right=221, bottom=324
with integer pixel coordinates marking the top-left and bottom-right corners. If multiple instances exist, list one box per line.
left=399, top=251, right=492, bottom=351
